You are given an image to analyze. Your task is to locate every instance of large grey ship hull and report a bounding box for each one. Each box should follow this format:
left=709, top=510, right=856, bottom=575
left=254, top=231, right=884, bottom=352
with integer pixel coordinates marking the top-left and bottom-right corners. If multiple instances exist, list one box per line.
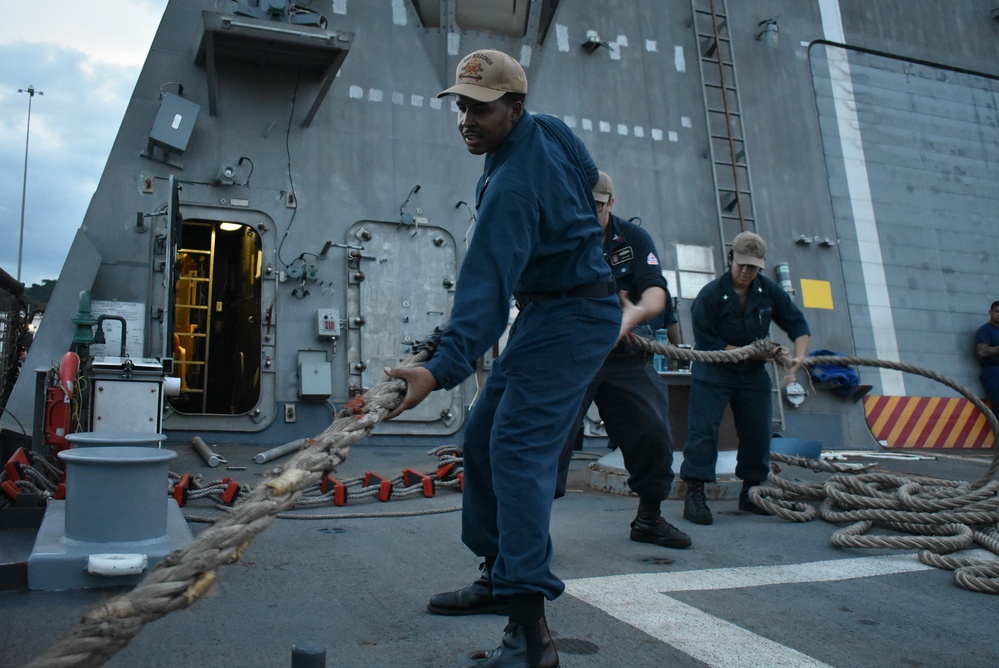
left=4, top=4, right=999, bottom=663
left=4, top=0, right=998, bottom=452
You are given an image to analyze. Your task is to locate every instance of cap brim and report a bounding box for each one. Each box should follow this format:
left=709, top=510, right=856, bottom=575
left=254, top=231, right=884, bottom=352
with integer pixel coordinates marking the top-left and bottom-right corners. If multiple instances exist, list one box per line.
left=593, top=193, right=611, bottom=203
left=436, top=83, right=507, bottom=102
left=733, top=252, right=765, bottom=269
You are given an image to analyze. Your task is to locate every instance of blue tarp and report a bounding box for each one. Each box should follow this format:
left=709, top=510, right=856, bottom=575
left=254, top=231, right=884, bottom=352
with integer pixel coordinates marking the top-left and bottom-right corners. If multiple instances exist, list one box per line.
left=808, top=349, right=860, bottom=396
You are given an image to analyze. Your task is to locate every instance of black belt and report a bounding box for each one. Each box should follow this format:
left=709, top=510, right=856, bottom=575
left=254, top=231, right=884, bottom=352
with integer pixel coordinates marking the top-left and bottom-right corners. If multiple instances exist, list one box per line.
left=516, top=280, right=616, bottom=309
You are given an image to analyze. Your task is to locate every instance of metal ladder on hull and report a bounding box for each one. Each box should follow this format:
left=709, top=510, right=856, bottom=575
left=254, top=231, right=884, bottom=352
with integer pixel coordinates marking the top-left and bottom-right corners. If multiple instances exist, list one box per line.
left=691, top=0, right=759, bottom=256
left=691, top=0, right=785, bottom=431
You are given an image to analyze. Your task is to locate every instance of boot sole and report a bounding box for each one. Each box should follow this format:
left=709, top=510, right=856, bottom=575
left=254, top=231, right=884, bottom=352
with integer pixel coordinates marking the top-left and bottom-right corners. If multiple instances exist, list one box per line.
left=682, top=512, right=714, bottom=526
left=426, top=602, right=510, bottom=616
left=629, top=530, right=692, bottom=549
left=738, top=501, right=770, bottom=515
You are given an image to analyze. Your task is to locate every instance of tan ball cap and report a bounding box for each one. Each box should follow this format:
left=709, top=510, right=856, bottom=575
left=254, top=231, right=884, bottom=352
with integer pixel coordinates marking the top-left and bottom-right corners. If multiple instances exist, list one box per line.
left=731, top=231, right=767, bottom=268
left=437, top=50, right=528, bottom=103
left=593, top=171, right=614, bottom=204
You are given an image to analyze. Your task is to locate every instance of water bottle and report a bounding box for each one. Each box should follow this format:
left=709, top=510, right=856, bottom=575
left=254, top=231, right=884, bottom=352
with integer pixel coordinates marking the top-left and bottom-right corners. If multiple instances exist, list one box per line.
left=653, top=328, right=668, bottom=373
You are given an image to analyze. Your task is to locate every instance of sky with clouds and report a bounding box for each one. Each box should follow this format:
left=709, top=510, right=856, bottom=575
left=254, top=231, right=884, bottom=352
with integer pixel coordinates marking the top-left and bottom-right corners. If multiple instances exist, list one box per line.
left=0, top=0, right=168, bottom=288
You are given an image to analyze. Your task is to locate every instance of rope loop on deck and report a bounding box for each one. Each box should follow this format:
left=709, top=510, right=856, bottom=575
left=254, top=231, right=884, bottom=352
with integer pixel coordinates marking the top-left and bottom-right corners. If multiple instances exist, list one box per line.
left=629, top=335, right=999, bottom=483
left=634, top=335, right=999, bottom=594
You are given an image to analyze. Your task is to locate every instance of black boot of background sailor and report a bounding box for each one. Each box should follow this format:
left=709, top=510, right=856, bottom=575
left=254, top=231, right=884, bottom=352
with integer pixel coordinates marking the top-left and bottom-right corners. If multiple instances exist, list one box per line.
left=683, top=480, right=713, bottom=525
left=630, top=497, right=692, bottom=548
left=738, top=480, right=770, bottom=515
left=427, top=557, right=510, bottom=616
left=480, top=593, right=559, bottom=668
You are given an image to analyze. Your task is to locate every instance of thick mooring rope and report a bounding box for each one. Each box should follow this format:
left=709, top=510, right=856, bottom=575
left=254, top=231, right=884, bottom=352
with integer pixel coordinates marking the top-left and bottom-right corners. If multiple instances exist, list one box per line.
left=629, top=336, right=999, bottom=594
left=24, top=348, right=426, bottom=668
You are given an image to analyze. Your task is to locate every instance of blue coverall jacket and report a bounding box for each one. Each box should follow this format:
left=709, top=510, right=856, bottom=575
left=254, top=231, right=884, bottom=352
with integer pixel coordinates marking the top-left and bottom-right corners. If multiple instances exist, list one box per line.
left=680, top=271, right=809, bottom=483
left=975, top=321, right=999, bottom=410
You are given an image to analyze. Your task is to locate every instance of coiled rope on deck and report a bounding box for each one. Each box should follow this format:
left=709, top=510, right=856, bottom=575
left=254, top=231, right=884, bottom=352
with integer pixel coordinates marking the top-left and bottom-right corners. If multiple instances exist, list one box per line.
left=24, top=342, right=431, bottom=668
left=630, top=336, right=999, bottom=594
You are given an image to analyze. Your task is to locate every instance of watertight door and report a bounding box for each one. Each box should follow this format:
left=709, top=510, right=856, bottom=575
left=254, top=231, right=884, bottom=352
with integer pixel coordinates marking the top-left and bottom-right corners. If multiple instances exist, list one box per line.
left=345, top=220, right=463, bottom=435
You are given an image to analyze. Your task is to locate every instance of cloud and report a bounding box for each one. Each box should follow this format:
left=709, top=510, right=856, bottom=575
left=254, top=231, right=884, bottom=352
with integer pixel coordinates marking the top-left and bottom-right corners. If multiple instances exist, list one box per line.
left=0, top=1, right=165, bottom=68
left=0, top=0, right=167, bottom=287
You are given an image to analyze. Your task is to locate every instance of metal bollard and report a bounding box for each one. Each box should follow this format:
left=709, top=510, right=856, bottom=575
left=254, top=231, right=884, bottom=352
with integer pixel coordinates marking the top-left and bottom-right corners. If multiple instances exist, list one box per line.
left=58, top=445, right=177, bottom=542
left=254, top=437, right=308, bottom=464
left=291, top=641, right=326, bottom=667
left=192, top=436, right=223, bottom=467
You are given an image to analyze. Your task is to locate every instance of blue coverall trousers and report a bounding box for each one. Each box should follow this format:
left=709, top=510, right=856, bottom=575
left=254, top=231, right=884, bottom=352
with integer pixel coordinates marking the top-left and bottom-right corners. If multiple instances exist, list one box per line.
left=460, top=295, right=620, bottom=601
left=679, top=363, right=773, bottom=484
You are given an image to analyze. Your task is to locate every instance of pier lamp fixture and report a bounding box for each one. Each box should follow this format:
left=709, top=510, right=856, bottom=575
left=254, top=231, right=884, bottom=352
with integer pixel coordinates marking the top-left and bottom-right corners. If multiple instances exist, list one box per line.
left=756, top=17, right=779, bottom=49
left=398, top=184, right=421, bottom=227
left=16, top=84, right=43, bottom=282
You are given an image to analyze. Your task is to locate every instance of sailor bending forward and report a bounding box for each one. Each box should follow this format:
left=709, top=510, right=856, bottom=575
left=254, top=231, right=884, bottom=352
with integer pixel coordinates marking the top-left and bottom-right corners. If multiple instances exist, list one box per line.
left=385, top=50, right=620, bottom=668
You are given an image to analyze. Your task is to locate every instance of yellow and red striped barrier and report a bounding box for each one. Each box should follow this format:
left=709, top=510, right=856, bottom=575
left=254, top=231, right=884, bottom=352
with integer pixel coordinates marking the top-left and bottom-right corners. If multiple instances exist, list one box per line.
left=863, top=396, right=995, bottom=450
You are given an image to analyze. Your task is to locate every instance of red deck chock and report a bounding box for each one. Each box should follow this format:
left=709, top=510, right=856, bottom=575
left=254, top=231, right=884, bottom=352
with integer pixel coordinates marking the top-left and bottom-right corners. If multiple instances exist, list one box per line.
left=221, top=478, right=241, bottom=505
left=321, top=474, right=347, bottom=506
left=435, top=462, right=457, bottom=481
left=173, top=473, right=192, bottom=506
left=363, top=471, right=393, bottom=501
left=402, top=468, right=435, bottom=497
left=1, top=480, right=19, bottom=501
left=4, top=447, right=29, bottom=482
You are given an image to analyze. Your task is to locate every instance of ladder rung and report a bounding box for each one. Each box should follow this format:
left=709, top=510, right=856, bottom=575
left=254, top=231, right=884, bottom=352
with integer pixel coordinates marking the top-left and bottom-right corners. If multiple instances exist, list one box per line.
left=694, top=32, right=731, bottom=43
left=703, top=82, right=738, bottom=91
left=700, top=62, right=735, bottom=71
left=708, top=135, right=746, bottom=144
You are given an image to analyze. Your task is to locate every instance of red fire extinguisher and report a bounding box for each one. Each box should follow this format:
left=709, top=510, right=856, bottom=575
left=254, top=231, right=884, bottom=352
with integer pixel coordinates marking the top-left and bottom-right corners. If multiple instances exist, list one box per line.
left=43, top=351, right=79, bottom=457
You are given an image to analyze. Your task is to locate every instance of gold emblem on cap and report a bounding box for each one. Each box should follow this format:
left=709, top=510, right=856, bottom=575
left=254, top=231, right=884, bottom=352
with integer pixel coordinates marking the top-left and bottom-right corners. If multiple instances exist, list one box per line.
left=458, top=59, right=484, bottom=83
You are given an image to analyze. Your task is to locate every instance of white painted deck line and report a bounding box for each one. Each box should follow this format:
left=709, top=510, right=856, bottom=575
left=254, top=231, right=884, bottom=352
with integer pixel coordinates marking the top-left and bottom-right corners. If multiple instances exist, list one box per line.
left=818, top=0, right=904, bottom=396
left=564, top=554, right=933, bottom=668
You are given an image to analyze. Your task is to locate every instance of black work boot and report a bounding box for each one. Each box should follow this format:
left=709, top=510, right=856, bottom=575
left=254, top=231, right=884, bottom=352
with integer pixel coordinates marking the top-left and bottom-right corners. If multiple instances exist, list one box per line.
left=480, top=594, right=559, bottom=668
left=683, top=480, right=713, bottom=525
left=738, top=480, right=770, bottom=515
left=427, top=559, right=510, bottom=616
left=630, top=498, right=692, bottom=548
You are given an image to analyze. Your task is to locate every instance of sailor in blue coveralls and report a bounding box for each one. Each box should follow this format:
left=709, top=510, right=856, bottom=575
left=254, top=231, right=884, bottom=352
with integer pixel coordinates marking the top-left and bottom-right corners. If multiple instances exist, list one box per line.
left=554, top=171, right=691, bottom=550
left=385, top=50, right=620, bottom=668
left=974, top=301, right=999, bottom=411
left=679, top=231, right=810, bottom=526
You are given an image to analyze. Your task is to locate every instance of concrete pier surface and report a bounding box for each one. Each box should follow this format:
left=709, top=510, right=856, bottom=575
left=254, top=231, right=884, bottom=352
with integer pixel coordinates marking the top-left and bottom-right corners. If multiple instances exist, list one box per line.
left=3, top=441, right=998, bottom=668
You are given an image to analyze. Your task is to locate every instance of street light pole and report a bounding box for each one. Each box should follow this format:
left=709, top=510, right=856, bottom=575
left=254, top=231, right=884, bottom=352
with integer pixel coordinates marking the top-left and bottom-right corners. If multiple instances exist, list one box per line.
left=17, top=84, right=43, bottom=283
